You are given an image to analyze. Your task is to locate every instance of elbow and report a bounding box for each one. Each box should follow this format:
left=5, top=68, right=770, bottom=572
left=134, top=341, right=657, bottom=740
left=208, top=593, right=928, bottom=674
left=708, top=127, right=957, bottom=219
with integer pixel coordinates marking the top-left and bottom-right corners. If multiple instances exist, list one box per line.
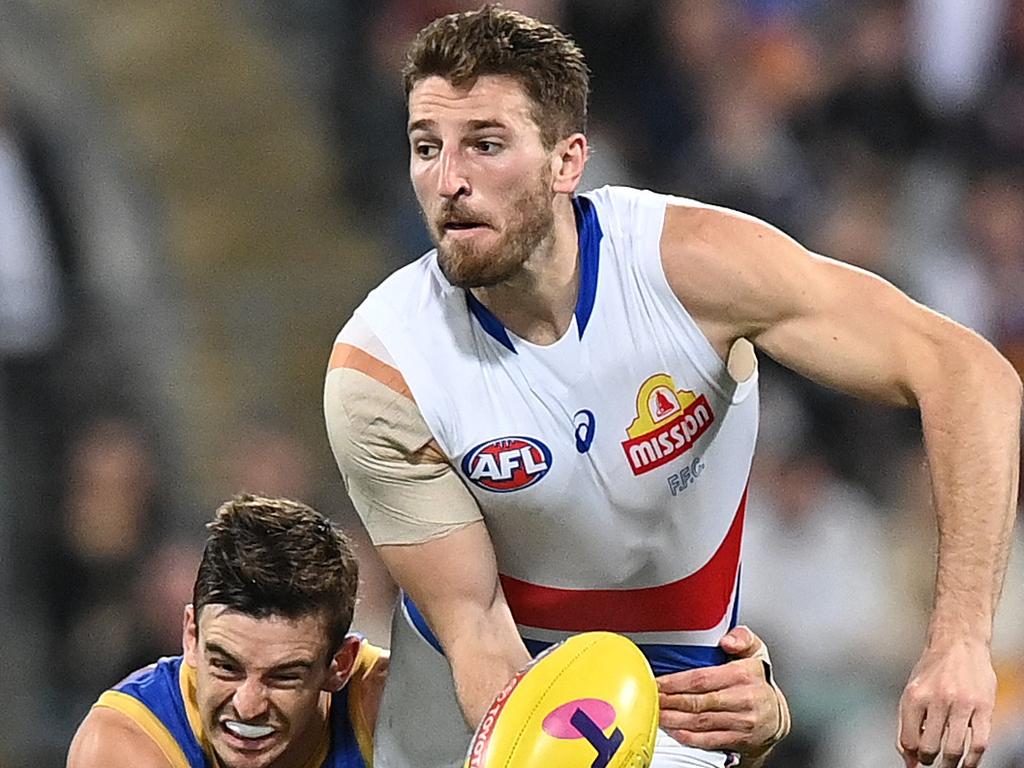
left=955, top=330, right=1022, bottom=413
left=980, top=340, right=1022, bottom=410
left=1007, top=361, right=1023, bottom=406
left=1003, top=354, right=1024, bottom=400
left=911, top=322, right=1022, bottom=412
left=1003, top=360, right=1023, bottom=423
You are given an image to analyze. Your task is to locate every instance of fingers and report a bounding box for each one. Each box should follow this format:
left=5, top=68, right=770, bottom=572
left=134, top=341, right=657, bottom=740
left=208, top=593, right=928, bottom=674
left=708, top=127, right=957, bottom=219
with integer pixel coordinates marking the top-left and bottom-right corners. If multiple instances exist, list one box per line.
left=897, top=724, right=915, bottom=767
left=938, top=749, right=962, bottom=768
left=901, top=704, right=968, bottom=768
left=917, top=702, right=951, bottom=765
left=657, top=665, right=739, bottom=695
left=899, top=699, right=992, bottom=768
left=899, top=683, right=929, bottom=762
left=656, top=656, right=762, bottom=695
left=938, top=703, right=973, bottom=768
left=962, top=711, right=991, bottom=768
left=896, top=643, right=996, bottom=768
left=718, top=625, right=758, bottom=656
left=659, top=689, right=740, bottom=716
left=660, top=704, right=757, bottom=734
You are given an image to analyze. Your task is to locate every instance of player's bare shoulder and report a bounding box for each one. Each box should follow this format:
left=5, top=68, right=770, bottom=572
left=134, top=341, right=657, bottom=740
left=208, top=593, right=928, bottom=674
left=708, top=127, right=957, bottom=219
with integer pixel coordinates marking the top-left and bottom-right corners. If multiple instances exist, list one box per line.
left=67, top=706, right=172, bottom=768
left=659, top=201, right=821, bottom=349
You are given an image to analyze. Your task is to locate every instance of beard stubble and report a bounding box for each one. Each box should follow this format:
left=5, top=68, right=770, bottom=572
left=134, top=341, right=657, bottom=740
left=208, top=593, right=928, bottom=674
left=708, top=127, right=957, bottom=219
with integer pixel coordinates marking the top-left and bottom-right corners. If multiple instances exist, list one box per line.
left=432, top=171, right=556, bottom=289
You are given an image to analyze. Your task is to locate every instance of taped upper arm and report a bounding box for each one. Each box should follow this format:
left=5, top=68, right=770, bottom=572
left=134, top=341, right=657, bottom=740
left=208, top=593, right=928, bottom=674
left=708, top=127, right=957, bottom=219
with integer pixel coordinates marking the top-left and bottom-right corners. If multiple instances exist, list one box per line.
left=67, top=707, right=173, bottom=768
left=324, top=322, right=482, bottom=545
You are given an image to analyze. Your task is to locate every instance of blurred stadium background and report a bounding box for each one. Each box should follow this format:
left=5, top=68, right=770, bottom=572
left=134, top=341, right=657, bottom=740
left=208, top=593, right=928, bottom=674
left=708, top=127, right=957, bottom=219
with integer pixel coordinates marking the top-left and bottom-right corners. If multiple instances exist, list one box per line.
left=0, top=0, right=1021, bottom=765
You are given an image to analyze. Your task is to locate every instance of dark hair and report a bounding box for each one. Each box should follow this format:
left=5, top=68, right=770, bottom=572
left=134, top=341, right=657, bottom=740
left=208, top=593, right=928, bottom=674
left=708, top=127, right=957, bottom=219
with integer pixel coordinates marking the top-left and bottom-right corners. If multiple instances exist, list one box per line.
left=192, top=494, right=359, bottom=654
left=403, top=5, right=589, bottom=148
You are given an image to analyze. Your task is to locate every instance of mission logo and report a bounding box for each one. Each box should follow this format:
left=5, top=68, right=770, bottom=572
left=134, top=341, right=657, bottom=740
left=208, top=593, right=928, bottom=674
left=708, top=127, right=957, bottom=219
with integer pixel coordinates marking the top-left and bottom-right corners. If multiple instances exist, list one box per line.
left=621, top=373, right=714, bottom=475
left=462, top=436, right=552, bottom=493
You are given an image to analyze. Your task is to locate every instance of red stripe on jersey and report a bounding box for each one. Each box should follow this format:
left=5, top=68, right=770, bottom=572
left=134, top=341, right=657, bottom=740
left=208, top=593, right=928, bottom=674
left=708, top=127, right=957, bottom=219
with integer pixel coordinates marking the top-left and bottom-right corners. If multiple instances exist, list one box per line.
left=499, top=487, right=747, bottom=633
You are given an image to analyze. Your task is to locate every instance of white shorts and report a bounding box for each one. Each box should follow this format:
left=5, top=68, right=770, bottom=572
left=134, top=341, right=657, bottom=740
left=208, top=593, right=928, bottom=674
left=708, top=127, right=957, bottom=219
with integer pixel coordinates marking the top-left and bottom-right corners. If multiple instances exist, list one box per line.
left=651, top=730, right=734, bottom=768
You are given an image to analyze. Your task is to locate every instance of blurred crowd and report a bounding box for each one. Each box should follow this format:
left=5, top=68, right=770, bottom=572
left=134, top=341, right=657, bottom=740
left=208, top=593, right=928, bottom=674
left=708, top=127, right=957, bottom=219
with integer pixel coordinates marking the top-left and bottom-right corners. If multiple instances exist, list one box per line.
left=0, top=0, right=1022, bottom=766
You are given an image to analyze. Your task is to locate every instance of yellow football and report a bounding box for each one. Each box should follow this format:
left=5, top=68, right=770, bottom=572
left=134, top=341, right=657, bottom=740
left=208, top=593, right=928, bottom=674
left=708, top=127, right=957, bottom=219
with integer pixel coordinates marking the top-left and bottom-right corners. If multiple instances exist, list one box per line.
left=464, top=632, right=659, bottom=768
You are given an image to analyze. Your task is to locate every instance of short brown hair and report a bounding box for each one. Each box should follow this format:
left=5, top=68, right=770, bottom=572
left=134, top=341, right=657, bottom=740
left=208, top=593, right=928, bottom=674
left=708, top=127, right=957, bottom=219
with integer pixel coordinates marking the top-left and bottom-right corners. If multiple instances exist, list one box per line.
left=192, top=494, right=359, bottom=654
left=403, top=5, right=589, bottom=148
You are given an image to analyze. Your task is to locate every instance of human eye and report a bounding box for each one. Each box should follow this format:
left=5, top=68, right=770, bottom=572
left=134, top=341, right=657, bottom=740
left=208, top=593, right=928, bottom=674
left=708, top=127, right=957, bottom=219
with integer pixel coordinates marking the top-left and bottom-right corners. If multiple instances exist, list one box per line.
left=475, top=139, right=502, bottom=155
left=413, top=141, right=439, bottom=159
left=269, top=672, right=304, bottom=687
left=210, top=658, right=242, bottom=678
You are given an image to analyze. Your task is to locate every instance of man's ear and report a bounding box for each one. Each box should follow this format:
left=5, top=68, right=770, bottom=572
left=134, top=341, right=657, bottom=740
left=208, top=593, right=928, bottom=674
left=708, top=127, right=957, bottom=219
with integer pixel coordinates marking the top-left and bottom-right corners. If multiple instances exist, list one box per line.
left=182, top=604, right=199, bottom=667
left=324, top=635, right=362, bottom=693
left=551, top=133, right=588, bottom=195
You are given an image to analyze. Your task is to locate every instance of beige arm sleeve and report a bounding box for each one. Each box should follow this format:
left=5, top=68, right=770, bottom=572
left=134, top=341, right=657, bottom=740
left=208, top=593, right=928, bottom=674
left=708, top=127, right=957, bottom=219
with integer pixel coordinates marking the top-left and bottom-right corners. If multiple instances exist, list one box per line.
left=324, top=326, right=482, bottom=546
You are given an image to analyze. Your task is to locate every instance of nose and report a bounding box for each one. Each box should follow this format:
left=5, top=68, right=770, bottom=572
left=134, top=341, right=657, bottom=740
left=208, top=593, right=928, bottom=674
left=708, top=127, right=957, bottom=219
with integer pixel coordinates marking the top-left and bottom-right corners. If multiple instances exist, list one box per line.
left=437, top=148, right=470, bottom=200
left=232, top=677, right=270, bottom=721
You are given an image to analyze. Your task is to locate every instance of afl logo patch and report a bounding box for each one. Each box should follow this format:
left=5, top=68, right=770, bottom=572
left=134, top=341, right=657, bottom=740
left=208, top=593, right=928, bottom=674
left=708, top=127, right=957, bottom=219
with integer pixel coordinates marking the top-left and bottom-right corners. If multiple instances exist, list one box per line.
left=462, top=436, right=552, bottom=493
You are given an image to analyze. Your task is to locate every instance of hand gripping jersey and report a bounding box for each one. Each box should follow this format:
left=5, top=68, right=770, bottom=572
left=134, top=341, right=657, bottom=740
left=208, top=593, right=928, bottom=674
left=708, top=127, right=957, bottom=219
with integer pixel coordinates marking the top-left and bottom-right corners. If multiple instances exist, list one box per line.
left=347, top=186, right=758, bottom=767
left=93, top=641, right=382, bottom=768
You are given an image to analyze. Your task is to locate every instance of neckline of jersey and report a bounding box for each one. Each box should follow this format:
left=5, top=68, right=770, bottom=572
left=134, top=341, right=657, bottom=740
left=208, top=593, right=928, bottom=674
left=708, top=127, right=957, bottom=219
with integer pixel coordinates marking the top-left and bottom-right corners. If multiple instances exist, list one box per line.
left=464, top=194, right=603, bottom=354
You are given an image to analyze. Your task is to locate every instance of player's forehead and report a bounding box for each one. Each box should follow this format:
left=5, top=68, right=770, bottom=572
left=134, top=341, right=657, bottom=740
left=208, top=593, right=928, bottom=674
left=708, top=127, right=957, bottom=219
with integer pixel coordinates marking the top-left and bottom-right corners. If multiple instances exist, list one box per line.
left=407, top=75, right=538, bottom=136
left=198, top=605, right=329, bottom=667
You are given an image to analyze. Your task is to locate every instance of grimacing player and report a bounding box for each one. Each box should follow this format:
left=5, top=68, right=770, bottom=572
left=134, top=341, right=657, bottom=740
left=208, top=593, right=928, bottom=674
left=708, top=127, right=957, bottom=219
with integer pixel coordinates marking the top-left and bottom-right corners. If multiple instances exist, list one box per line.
left=325, top=6, right=1021, bottom=768
left=62, top=501, right=777, bottom=768
left=67, top=495, right=387, bottom=768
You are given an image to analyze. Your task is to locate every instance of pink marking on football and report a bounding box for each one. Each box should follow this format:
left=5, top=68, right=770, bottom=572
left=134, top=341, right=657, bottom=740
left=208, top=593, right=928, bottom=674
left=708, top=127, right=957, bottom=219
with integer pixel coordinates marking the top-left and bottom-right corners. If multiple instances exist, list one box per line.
left=542, top=699, right=616, bottom=739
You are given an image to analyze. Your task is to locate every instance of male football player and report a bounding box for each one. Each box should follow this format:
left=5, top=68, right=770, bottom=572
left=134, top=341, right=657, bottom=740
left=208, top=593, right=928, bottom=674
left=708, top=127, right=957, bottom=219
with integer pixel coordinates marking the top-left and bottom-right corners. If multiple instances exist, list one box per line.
left=326, top=7, right=1020, bottom=768
left=67, top=494, right=386, bottom=768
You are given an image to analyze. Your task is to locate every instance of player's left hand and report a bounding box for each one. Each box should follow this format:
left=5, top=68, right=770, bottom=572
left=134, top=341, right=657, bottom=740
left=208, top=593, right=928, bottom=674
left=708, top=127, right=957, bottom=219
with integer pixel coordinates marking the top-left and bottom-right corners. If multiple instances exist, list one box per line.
left=656, top=626, right=789, bottom=760
left=897, top=640, right=996, bottom=768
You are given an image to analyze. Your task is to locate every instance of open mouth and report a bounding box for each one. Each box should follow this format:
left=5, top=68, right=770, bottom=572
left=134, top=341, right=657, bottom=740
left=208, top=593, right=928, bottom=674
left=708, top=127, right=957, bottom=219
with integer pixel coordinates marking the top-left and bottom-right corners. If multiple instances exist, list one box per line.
left=221, top=720, right=277, bottom=751
left=442, top=221, right=489, bottom=234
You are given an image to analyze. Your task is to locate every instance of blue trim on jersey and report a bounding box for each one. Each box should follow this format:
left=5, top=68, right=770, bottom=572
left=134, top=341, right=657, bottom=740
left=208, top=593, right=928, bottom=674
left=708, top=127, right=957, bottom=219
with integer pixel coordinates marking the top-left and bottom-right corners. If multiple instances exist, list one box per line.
left=641, top=643, right=729, bottom=676
left=572, top=195, right=602, bottom=337
left=112, top=657, right=206, bottom=767
left=405, top=596, right=731, bottom=676
left=466, top=292, right=516, bottom=353
left=463, top=194, right=603, bottom=351
left=326, top=685, right=368, bottom=768
left=406, top=593, right=730, bottom=674
left=729, top=566, right=741, bottom=630
left=522, top=638, right=728, bottom=677
left=403, top=593, right=445, bottom=655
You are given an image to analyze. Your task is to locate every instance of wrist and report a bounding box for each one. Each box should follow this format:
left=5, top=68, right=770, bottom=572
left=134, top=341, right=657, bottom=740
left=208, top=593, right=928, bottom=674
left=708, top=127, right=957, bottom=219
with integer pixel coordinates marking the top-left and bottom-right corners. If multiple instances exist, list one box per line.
left=924, top=628, right=992, bottom=654
left=745, top=680, right=790, bottom=761
left=926, top=600, right=993, bottom=650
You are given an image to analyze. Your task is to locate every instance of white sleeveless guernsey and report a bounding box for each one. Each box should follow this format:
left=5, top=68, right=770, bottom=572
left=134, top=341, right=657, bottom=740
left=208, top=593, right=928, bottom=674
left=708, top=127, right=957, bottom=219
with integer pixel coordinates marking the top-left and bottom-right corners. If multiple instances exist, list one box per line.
left=354, top=186, right=758, bottom=768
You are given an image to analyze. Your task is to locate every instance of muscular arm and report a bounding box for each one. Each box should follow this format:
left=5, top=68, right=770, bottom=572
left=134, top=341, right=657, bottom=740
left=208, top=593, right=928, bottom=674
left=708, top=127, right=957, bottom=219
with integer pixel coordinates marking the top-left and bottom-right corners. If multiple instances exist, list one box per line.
left=324, top=330, right=530, bottom=727
left=380, top=523, right=532, bottom=727
left=662, top=203, right=1022, bottom=766
left=67, top=707, right=173, bottom=768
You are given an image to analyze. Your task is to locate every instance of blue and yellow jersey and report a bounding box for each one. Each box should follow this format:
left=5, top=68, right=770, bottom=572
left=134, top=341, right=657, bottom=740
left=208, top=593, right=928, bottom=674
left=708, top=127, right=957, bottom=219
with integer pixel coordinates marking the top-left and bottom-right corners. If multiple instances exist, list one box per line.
left=93, top=641, right=383, bottom=768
